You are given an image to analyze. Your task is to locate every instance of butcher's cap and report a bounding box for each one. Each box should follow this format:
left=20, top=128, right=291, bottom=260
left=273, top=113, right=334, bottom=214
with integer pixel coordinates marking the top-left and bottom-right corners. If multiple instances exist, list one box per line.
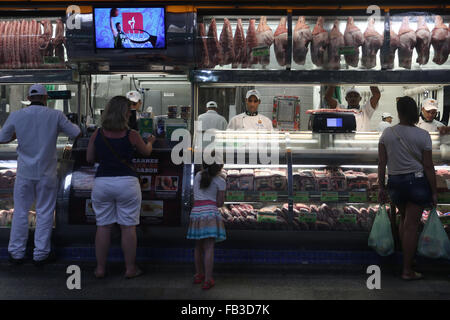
left=206, top=101, right=218, bottom=108
left=382, top=112, right=393, bottom=119
left=28, top=84, right=47, bottom=96
left=345, top=88, right=361, bottom=97
left=126, top=90, right=142, bottom=103
left=422, top=98, right=438, bottom=111
left=245, top=89, right=261, bottom=101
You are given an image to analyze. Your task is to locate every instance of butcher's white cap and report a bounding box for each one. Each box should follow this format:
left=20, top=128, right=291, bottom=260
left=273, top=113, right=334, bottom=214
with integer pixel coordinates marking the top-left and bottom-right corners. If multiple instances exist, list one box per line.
left=206, top=101, right=218, bottom=108
left=245, top=89, right=261, bottom=101
left=28, top=84, right=47, bottom=96
left=126, top=90, right=142, bottom=103
left=382, top=112, right=392, bottom=119
left=422, top=98, right=438, bottom=111
left=345, top=87, right=361, bottom=97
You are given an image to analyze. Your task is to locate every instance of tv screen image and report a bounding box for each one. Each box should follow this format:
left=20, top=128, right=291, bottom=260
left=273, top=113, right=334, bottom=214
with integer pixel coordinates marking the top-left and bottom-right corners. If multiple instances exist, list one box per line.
left=94, top=7, right=165, bottom=49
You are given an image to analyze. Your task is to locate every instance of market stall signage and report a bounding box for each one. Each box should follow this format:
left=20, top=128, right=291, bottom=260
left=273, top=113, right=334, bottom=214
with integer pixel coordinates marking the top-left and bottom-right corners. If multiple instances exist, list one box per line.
left=437, top=192, right=450, bottom=203
left=338, top=213, right=357, bottom=224
left=297, top=212, right=317, bottom=224
left=259, top=191, right=277, bottom=202
left=226, top=191, right=245, bottom=202
left=293, top=191, right=309, bottom=203
left=320, top=192, right=338, bottom=202
left=132, top=158, right=158, bottom=174
left=349, top=192, right=367, bottom=203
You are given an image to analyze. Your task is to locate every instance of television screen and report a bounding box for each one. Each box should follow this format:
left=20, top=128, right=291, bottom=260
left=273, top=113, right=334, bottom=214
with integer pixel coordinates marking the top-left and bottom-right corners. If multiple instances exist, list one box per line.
left=94, top=7, right=165, bottom=49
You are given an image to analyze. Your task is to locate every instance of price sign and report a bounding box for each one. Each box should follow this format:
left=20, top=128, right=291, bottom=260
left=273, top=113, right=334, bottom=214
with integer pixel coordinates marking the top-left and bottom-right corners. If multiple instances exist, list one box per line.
left=338, top=46, right=356, bottom=55
left=293, top=192, right=309, bottom=203
left=349, top=192, right=367, bottom=203
left=252, top=46, right=270, bottom=57
left=260, top=191, right=277, bottom=202
left=321, top=192, right=338, bottom=202
left=338, top=214, right=357, bottom=224
left=226, top=191, right=244, bottom=202
left=298, top=213, right=317, bottom=224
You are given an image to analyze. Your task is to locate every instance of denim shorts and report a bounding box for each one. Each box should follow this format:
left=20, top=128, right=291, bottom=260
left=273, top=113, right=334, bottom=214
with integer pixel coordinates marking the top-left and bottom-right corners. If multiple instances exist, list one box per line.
left=387, top=172, right=432, bottom=207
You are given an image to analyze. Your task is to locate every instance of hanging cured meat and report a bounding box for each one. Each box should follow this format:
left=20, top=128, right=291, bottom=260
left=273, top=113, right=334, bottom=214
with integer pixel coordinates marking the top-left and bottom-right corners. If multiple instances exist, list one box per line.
left=398, top=17, right=417, bottom=69
left=244, top=19, right=258, bottom=68
left=311, top=16, right=329, bottom=67
left=256, top=16, right=274, bottom=66
left=431, top=15, right=449, bottom=65
left=232, top=18, right=246, bottom=68
left=219, top=18, right=234, bottom=66
left=53, top=18, right=65, bottom=67
left=343, top=17, right=364, bottom=67
left=274, top=17, right=288, bottom=66
left=381, top=22, right=400, bottom=70
left=415, top=16, right=431, bottom=65
left=361, top=18, right=383, bottom=69
left=206, top=18, right=223, bottom=68
left=327, top=20, right=345, bottom=70
left=293, top=16, right=312, bottom=65
left=197, top=23, right=210, bottom=68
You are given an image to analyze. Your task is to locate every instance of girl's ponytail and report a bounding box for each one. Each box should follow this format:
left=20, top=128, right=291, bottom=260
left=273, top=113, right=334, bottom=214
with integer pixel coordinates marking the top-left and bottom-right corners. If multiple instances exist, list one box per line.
left=200, top=163, right=224, bottom=189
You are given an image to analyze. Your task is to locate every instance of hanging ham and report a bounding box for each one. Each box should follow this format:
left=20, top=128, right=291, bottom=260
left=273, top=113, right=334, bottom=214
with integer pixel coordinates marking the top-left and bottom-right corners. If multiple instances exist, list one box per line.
left=293, top=16, right=312, bottom=65
left=232, top=18, right=246, bottom=68
left=431, top=15, right=449, bottom=65
left=206, top=18, right=223, bottom=68
left=398, top=17, right=416, bottom=69
left=256, top=16, right=274, bottom=66
left=381, top=22, right=400, bottom=70
left=344, top=17, right=364, bottom=67
left=415, top=16, right=431, bottom=65
left=274, top=17, right=288, bottom=66
left=244, top=19, right=258, bottom=68
left=311, top=16, right=328, bottom=67
left=361, top=18, right=383, bottom=69
left=219, top=18, right=234, bottom=66
left=327, top=20, right=345, bottom=70
left=197, top=23, right=210, bottom=69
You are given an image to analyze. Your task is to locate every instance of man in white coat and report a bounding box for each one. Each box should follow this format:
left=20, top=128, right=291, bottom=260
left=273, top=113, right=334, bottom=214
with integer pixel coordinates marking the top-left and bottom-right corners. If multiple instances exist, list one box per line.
left=377, top=112, right=393, bottom=132
left=417, top=98, right=444, bottom=132
left=0, top=84, right=81, bottom=265
left=227, top=89, right=273, bottom=131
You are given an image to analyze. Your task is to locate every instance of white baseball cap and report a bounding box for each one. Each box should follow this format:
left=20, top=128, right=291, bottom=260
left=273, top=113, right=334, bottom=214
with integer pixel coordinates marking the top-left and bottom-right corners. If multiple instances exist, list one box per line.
left=345, top=87, right=361, bottom=97
left=422, top=98, right=438, bottom=111
left=206, top=101, right=218, bottom=108
left=28, top=84, right=47, bottom=96
left=245, top=89, right=261, bottom=101
left=382, top=112, right=392, bottom=119
left=126, top=90, right=142, bottom=103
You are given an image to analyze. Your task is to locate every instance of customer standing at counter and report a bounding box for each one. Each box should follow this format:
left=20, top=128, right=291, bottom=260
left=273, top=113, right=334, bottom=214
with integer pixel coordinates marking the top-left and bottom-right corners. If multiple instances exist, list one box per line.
left=378, top=96, right=437, bottom=281
left=325, top=86, right=381, bottom=131
left=0, top=84, right=81, bottom=265
left=198, top=101, right=228, bottom=131
left=417, top=98, right=444, bottom=132
left=227, top=89, right=273, bottom=130
left=126, top=90, right=143, bottom=131
left=87, top=96, right=155, bottom=279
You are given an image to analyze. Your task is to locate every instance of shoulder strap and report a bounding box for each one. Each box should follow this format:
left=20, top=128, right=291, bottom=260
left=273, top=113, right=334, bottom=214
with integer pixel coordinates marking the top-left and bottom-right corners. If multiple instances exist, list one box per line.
left=99, top=129, right=137, bottom=173
left=390, top=126, right=423, bottom=164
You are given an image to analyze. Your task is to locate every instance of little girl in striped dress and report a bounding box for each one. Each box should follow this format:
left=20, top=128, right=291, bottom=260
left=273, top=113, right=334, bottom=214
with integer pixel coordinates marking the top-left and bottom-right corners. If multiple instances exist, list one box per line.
left=187, top=163, right=226, bottom=290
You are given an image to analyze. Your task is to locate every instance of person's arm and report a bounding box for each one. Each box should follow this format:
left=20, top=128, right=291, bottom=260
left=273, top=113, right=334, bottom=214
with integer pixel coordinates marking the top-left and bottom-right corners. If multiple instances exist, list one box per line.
left=130, top=130, right=155, bottom=156
left=110, top=16, right=118, bottom=37
left=438, top=126, right=450, bottom=135
left=324, top=85, right=338, bottom=109
left=0, top=114, right=16, bottom=144
left=86, top=128, right=98, bottom=164
left=369, top=86, right=381, bottom=110
left=58, top=111, right=81, bottom=139
left=378, top=142, right=388, bottom=204
left=422, top=149, right=438, bottom=206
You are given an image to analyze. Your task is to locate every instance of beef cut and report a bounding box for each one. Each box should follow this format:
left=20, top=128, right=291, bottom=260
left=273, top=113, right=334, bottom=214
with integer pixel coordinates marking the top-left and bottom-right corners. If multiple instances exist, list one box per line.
left=344, top=17, right=364, bottom=67
left=415, top=16, right=431, bottom=65
left=381, top=21, right=400, bottom=69
left=244, top=19, right=258, bottom=68
left=197, top=23, right=210, bottom=68
left=293, top=16, right=312, bottom=65
left=232, top=18, right=246, bottom=68
left=361, top=18, right=383, bottom=69
left=256, top=16, right=274, bottom=66
left=219, top=18, right=234, bottom=65
left=431, top=15, right=449, bottom=65
left=206, top=18, right=223, bottom=68
left=327, top=20, right=345, bottom=70
left=311, top=16, right=329, bottom=67
left=274, top=17, right=288, bottom=66
left=398, top=17, right=417, bottom=69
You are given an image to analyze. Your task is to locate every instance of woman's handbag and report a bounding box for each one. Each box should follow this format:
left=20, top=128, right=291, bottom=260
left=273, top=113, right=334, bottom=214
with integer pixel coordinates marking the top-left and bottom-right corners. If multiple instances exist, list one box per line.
left=368, top=205, right=395, bottom=256
left=417, top=208, right=450, bottom=260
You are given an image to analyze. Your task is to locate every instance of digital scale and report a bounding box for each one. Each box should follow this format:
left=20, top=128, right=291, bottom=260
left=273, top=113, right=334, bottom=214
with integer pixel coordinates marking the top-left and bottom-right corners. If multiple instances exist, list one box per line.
left=310, top=112, right=356, bottom=133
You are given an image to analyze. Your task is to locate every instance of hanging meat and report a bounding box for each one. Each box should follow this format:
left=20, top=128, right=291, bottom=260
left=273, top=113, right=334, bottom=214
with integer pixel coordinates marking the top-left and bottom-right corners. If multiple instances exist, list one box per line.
left=415, top=16, right=431, bottom=65
left=327, top=20, right=345, bottom=70
left=219, top=18, right=234, bottom=66
left=431, top=15, right=449, bottom=65
left=344, top=17, right=364, bottom=67
left=53, top=18, right=65, bottom=67
left=381, top=21, right=400, bottom=70
left=244, top=19, right=258, bottom=68
left=293, top=16, right=312, bottom=65
left=232, top=18, right=246, bottom=68
left=39, top=20, right=53, bottom=68
left=311, top=16, right=329, bottom=67
left=274, top=17, right=288, bottom=66
left=256, top=16, right=274, bottom=66
left=361, top=18, right=383, bottom=69
left=398, top=17, right=417, bottom=69
left=206, top=18, right=223, bottom=68
left=197, top=23, right=209, bottom=68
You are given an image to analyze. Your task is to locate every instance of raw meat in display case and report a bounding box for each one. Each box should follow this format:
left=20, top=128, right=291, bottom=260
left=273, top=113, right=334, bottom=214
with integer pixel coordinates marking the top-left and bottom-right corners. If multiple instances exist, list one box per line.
left=415, top=16, right=432, bottom=65
left=256, top=16, right=274, bottom=66
left=361, top=18, right=383, bottom=69
left=398, top=17, right=417, bottom=69
left=207, top=18, right=223, bottom=68
left=431, top=15, right=449, bottom=65
left=220, top=18, right=235, bottom=66
left=311, top=16, right=328, bottom=67
left=343, top=16, right=364, bottom=67
left=232, top=18, right=246, bottom=68
left=274, top=17, right=288, bottom=66
left=327, top=20, right=345, bottom=70
left=293, top=170, right=317, bottom=191
left=381, top=21, right=400, bottom=70
left=292, top=16, right=312, bottom=65
left=239, top=169, right=254, bottom=191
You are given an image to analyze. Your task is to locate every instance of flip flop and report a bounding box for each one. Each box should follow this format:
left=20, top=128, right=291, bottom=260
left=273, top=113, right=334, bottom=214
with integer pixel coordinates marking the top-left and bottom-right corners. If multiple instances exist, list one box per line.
left=125, top=268, right=144, bottom=279
left=401, top=272, right=423, bottom=281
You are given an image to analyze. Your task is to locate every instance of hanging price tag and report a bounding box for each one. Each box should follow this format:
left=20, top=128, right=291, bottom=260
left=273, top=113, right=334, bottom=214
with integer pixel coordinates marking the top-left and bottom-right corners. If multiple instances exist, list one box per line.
left=349, top=192, right=367, bottom=203
left=298, top=212, right=317, bottom=223
left=320, top=191, right=338, bottom=202
left=226, top=191, right=245, bottom=202
left=338, top=213, right=357, bottom=224
left=293, top=191, right=309, bottom=203
left=260, top=191, right=277, bottom=202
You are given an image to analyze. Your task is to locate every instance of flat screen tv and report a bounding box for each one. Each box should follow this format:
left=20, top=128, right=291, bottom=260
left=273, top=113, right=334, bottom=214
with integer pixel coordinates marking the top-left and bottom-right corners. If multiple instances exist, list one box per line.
left=94, top=7, right=166, bottom=49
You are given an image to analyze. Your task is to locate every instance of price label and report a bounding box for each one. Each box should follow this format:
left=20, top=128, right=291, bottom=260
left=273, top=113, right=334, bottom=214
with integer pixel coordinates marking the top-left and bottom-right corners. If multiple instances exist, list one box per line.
left=293, top=191, right=309, bottom=203
left=338, top=214, right=357, bottom=224
left=338, top=46, right=356, bottom=55
left=226, top=191, right=244, bottom=202
left=260, top=191, right=277, bottom=202
left=349, top=192, right=367, bottom=203
left=321, top=192, right=338, bottom=202
left=368, top=191, right=378, bottom=203
left=252, top=46, right=270, bottom=57
left=43, top=56, right=62, bottom=64
left=437, top=192, right=450, bottom=203
left=440, top=215, right=450, bottom=225
left=298, top=213, right=317, bottom=224
left=257, top=214, right=277, bottom=223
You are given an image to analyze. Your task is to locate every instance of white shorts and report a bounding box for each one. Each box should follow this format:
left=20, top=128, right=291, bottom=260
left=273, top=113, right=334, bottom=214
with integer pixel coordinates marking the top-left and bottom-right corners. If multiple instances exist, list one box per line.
left=91, top=176, right=142, bottom=226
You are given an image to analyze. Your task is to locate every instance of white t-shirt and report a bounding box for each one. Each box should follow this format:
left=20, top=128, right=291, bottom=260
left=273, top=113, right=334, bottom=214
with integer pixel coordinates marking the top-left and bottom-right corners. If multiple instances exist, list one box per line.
left=379, top=124, right=432, bottom=175
left=193, top=171, right=226, bottom=202
left=198, top=110, right=228, bottom=131
left=417, top=118, right=444, bottom=132
left=0, top=105, right=80, bottom=179
left=377, top=121, right=392, bottom=132
left=227, top=113, right=273, bottom=131
left=338, top=100, right=376, bottom=131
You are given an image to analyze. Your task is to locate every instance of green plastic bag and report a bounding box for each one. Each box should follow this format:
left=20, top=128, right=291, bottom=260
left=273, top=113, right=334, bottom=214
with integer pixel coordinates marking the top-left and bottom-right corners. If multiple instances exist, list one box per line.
left=417, top=208, right=450, bottom=260
left=368, top=205, right=395, bottom=256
